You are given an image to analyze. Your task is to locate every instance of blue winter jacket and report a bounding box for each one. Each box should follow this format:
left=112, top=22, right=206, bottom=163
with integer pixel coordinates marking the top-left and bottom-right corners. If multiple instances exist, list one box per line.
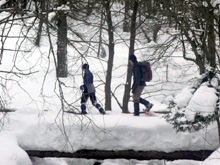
left=83, top=70, right=95, bottom=93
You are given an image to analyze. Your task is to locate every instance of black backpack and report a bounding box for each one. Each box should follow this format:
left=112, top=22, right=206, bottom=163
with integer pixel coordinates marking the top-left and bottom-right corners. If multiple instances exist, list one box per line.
left=139, top=61, right=152, bottom=82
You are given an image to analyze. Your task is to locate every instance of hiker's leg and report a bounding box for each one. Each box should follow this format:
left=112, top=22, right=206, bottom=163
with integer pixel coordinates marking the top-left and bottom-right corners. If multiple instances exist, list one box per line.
left=81, top=92, right=89, bottom=114
left=132, top=86, right=144, bottom=116
left=90, top=93, right=105, bottom=114
left=140, top=98, right=150, bottom=107
left=133, top=102, right=140, bottom=116
left=140, top=98, right=153, bottom=112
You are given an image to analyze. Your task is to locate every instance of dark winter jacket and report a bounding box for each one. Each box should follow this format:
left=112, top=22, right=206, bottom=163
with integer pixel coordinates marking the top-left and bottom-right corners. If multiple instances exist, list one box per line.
left=132, top=62, right=146, bottom=93
left=83, top=70, right=95, bottom=94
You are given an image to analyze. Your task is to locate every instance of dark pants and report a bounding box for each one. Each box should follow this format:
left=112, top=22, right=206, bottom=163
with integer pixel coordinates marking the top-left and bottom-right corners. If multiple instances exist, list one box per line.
left=81, top=92, right=97, bottom=105
left=81, top=91, right=104, bottom=113
left=132, top=86, right=150, bottom=115
left=133, top=86, right=145, bottom=103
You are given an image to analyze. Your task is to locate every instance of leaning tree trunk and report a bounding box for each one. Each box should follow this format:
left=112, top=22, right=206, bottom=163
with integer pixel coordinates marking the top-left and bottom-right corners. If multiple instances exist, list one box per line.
left=122, top=0, right=139, bottom=113
left=56, top=0, right=68, bottom=78
left=104, top=1, right=115, bottom=111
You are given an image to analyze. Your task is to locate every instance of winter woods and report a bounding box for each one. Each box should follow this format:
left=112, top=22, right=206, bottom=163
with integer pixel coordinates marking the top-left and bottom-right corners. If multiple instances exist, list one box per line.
left=0, top=0, right=220, bottom=146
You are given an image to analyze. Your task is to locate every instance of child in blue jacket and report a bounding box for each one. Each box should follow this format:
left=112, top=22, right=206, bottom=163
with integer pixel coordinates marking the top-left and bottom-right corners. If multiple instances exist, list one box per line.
left=80, top=63, right=105, bottom=114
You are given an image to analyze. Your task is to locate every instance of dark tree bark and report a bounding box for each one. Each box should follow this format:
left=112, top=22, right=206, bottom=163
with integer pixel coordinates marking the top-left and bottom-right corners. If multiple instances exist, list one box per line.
left=4, top=0, right=27, bottom=10
left=123, top=0, right=130, bottom=32
left=57, top=0, right=68, bottom=78
left=206, top=6, right=216, bottom=69
left=97, top=9, right=104, bottom=58
left=153, top=24, right=161, bottom=42
left=86, top=0, right=93, bottom=16
left=21, top=0, right=27, bottom=9
left=122, top=0, right=139, bottom=113
left=104, top=0, right=115, bottom=111
left=35, top=0, right=46, bottom=47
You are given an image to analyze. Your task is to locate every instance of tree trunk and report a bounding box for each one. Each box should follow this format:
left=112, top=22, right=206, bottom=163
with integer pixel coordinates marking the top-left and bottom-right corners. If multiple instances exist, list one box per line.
left=122, top=0, right=138, bottom=113
left=97, top=9, right=104, bottom=58
left=104, top=1, right=115, bottom=111
left=86, top=0, right=93, bottom=16
left=35, top=19, right=44, bottom=47
left=153, top=24, right=161, bottom=42
left=215, top=109, right=220, bottom=145
left=21, top=0, right=27, bottom=9
left=123, top=0, right=130, bottom=32
left=57, top=0, right=68, bottom=78
left=35, top=0, right=46, bottom=47
left=207, top=7, right=216, bottom=70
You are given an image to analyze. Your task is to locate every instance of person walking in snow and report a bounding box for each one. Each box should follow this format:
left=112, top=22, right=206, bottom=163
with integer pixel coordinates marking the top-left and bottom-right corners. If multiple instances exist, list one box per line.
left=129, top=54, right=153, bottom=116
left=80, top=63, right=105, bottom=115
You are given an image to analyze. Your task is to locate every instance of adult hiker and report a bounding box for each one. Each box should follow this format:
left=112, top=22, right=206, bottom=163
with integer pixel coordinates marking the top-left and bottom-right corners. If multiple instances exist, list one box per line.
left=80, top=63, right=105, bottom=115
left=129, top=53, right=153, bottom=116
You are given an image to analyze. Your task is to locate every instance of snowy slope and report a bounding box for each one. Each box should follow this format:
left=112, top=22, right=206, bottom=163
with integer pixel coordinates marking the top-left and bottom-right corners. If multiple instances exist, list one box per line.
left=5, top=109, right=219, bottom=153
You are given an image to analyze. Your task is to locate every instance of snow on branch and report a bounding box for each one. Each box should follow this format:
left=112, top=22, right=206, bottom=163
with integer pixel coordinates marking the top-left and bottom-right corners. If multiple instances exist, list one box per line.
left=211, top=0, right=220, bottom=7
left=0, top=0, right=7, bottom=8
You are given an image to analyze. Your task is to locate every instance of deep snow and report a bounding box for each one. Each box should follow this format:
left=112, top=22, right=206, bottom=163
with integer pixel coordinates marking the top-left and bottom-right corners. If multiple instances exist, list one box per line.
left=1, top=108, right=219, bottom=165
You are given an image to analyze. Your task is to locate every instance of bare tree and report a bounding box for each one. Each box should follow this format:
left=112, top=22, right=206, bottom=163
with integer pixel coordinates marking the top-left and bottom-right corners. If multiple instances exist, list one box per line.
left=102, top=0, right=115, bottom=111
left=122, top=0, right=139, bottom=113
left=35, top=0, right=46, bottom=46
left=157, top=0, right=220, bottom=143
left=56, top=0, right=68, bottom=77
left=158, top=0, right=217, bottom=74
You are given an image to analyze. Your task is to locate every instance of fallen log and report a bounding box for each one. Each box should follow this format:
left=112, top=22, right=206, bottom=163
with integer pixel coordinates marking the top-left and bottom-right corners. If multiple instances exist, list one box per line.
left=27, top=149, right=213, bottom=161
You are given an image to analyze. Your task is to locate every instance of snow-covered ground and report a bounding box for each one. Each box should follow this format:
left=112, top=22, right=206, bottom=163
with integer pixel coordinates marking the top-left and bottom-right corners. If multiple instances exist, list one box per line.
left=0, top=109, right=219, bottom=165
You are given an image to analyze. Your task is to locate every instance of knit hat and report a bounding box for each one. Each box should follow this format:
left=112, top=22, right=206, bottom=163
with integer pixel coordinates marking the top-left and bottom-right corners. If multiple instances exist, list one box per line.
left=129, top=54, right=137, bottom=63
left=82, top=63, right=89, bottom=70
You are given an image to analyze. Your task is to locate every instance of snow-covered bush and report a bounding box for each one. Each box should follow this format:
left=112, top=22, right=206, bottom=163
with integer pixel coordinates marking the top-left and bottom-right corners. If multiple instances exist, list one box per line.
left=164, top=71, right=220, bottom=132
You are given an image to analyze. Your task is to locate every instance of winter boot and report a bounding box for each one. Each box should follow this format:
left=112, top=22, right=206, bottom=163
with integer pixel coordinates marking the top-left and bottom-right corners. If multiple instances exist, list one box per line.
left=95, top=103, right=106, bottom=114
left=81, top=104, right=87, bottom=114
left=146, top=103, right=154, bottom=112
left=134, top=102, right=140, bottom=116
left=140, top=98, right=153, bottom=112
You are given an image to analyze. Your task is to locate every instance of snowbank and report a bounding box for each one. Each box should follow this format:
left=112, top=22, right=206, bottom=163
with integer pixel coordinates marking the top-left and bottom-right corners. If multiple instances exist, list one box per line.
left=7, top=109, right=219, bottom=153
left=203, top=147, right=220, bottom=165
left=174, top=87, right=194, bottom=108
left=0, top=133, right=32, bottom=165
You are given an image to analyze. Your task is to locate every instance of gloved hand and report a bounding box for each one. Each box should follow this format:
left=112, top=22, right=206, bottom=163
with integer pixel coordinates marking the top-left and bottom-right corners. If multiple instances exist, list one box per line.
left=80, top=85, right=84, bottom=91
